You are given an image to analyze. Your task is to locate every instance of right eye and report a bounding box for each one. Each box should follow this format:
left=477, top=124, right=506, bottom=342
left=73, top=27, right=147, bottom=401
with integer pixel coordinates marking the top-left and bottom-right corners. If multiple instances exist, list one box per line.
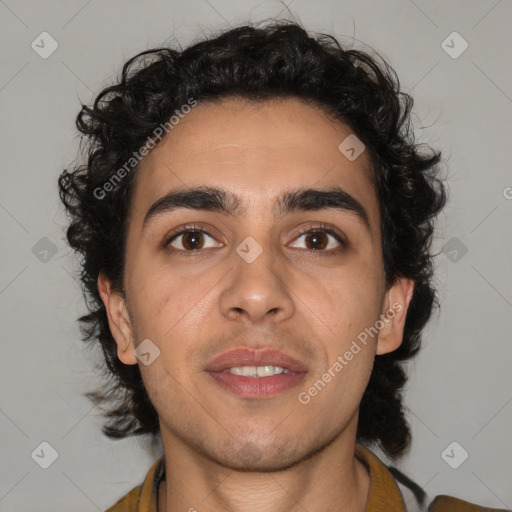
left=166, top=228, right=223, bottom=253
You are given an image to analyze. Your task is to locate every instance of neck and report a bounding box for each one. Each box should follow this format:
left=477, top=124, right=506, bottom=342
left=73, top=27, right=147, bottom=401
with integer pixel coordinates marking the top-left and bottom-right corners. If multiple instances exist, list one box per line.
left=157, top=427, right=370, bottom=512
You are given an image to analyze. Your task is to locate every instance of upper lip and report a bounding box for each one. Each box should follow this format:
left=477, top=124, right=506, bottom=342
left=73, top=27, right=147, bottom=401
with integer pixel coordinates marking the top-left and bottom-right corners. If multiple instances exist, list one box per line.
left=205, top=348, right=308, bottom=373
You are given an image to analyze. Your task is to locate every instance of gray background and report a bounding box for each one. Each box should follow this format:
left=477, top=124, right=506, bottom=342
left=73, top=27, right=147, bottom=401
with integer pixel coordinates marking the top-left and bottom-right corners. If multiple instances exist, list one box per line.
left=1, top=0, right=511, bottom=510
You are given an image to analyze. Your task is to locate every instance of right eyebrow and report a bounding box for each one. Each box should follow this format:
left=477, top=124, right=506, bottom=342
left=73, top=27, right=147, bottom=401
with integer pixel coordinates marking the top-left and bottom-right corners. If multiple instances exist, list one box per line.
left=142, top=186, right=245, bottom=228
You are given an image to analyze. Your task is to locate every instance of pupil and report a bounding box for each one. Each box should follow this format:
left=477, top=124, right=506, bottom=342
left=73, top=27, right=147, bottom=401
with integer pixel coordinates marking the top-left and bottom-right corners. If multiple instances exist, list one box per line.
left=183, top=232, right=203, bottom=250
left=307, top=233, right=326, bottom=250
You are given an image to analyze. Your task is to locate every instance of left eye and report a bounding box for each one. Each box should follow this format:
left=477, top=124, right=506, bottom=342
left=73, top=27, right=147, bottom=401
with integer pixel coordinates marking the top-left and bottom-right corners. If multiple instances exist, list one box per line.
left=290, top=230, right=343, bottom=251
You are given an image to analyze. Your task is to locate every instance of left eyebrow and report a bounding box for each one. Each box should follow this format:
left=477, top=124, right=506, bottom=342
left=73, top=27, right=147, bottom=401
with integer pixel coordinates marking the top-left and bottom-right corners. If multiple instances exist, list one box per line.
left=142, top=185, right=372, bottom=234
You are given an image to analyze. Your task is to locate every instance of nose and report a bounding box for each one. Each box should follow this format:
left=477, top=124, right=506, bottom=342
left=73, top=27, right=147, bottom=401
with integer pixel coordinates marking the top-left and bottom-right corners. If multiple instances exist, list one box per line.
left=218, top=239, right=295, bottom=325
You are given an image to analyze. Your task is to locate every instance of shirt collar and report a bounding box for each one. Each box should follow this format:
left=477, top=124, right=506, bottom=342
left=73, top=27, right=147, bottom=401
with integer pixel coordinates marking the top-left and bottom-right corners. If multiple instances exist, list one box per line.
left=355, top=444, right=408, bottom=511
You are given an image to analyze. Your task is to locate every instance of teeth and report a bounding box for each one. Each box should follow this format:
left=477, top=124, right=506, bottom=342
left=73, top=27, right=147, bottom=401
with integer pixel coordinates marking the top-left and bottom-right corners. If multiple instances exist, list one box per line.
left=226, top=365, right=291, bottom=377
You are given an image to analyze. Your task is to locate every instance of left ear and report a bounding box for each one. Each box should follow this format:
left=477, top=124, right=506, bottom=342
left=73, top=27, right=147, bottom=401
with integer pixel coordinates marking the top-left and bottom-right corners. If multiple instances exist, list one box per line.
left=376, top=277, right=414, bottom=355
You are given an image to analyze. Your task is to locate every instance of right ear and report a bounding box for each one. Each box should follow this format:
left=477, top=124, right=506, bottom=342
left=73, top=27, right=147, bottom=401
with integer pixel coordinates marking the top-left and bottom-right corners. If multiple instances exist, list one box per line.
left=97, top=272, right=137, bottom=365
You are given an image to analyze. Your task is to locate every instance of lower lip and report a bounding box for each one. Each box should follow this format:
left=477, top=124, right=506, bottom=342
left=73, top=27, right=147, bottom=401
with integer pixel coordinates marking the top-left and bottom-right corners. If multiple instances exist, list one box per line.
left=206, top=371, right=307, bottom=398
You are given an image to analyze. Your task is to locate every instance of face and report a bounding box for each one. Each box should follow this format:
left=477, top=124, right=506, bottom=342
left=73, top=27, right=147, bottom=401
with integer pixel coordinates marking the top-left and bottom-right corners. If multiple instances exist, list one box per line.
left=100, top=97, right=413, bottom=471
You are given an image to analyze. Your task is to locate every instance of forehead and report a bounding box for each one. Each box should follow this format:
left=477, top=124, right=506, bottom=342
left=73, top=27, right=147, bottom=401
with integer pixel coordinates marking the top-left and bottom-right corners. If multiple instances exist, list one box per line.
left=129, top=97, right=379, bottom=231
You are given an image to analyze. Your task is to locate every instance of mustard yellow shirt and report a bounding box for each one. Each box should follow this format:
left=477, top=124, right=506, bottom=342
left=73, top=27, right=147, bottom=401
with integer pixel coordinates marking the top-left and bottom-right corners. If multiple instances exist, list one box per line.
left=105, top=444, right=509, bottom=512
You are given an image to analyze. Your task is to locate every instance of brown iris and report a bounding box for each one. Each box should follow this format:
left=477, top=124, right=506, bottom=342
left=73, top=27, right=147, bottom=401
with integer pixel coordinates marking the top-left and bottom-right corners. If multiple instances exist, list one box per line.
left=303, top=232, right=328, bottom=250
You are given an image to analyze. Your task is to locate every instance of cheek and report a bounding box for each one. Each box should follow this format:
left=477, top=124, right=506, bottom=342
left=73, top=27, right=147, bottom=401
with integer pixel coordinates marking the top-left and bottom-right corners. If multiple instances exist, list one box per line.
left=309, top=267, right=381, bottom=333
left=130, top=278, right=193, bottom=337
left=303, top=271, right=382, bottom=393
left=126, top=258, right=218, bottom=354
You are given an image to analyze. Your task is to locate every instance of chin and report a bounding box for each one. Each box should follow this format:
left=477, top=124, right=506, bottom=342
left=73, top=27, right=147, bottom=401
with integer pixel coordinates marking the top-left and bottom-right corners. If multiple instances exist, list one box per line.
left=203, top=438, right=322, bottom=473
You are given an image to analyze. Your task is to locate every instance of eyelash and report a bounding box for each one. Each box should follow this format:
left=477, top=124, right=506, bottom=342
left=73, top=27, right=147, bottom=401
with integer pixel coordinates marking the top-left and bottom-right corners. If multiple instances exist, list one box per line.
left=163, top=223, right=346, bottom=257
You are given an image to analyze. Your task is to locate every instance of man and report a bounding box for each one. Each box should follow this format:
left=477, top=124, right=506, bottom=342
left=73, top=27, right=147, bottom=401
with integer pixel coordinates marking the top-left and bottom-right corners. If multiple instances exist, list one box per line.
left=58, top=21, right=507, bottom=512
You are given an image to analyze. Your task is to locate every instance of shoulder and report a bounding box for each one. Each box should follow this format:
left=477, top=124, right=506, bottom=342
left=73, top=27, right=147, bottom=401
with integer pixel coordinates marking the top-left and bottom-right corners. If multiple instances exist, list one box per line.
left=104, top=485, right=142, bottom=512
left=427, top=495, right=511, bottom=512
left=387, top=461, right=510, bottom=512
left=104, top=455, right=165, bottom=512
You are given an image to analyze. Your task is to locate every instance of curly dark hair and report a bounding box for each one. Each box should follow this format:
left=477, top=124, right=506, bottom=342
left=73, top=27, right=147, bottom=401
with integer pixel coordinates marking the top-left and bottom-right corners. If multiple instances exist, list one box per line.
left=58, top=20, right=447, bottom=460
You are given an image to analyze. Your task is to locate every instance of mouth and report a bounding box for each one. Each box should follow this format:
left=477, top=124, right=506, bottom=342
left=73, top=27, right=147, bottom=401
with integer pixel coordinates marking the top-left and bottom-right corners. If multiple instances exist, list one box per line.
left=220, top=365, right=293, bottom=377
left=204, top=347, right=308, bottom=399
